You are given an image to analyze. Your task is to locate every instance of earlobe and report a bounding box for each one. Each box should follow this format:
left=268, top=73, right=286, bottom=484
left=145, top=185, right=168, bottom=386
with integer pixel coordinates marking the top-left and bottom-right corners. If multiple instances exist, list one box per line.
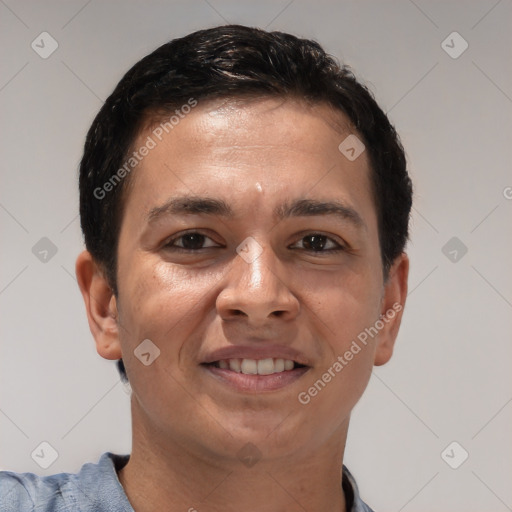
left=374, top=253, right=409, bottom=366
left=75, top=250, right=122, bottom=361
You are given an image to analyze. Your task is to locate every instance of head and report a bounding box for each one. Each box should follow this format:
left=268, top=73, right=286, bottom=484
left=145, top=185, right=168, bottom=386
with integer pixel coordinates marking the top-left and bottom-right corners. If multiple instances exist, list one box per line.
left=76, top=24, right=411, bottom=463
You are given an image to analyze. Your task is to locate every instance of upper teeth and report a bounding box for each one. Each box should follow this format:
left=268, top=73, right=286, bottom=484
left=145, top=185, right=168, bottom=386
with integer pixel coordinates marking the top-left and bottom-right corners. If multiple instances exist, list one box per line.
left=217, top=358, right=295, bottom=375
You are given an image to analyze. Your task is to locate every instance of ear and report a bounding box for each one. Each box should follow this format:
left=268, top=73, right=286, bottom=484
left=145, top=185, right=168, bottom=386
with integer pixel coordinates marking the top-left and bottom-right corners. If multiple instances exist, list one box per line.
left=75, top=250, right=122, bottom=360
left=374, top=252, right=409, bottom=366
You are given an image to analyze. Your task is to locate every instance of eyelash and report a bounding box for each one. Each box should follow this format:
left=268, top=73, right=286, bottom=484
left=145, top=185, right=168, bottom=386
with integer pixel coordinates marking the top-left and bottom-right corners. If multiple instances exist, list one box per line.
left=163, top=231, right=346, bottom=253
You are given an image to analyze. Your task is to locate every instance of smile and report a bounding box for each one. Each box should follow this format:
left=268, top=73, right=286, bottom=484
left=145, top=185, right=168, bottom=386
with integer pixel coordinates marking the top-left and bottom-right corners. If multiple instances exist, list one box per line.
left=210, top=357, right=305, bottom=375
left=202, top=358, right=310, bottom=392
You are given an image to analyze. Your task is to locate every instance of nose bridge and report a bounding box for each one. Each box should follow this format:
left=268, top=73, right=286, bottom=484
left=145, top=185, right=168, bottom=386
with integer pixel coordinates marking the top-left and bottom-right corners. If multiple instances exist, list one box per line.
left=236, top=239, right=282, bottom=299
left=243, top=250, right=276, bottom=294
left=217, top=237, right=299, bottom=322
left=233, top=236, right=273, bottom=285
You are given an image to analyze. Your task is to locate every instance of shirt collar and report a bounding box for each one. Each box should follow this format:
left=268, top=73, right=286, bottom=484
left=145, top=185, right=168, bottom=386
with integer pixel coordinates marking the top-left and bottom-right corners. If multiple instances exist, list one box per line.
left=77, top=453, right=373, bottom=512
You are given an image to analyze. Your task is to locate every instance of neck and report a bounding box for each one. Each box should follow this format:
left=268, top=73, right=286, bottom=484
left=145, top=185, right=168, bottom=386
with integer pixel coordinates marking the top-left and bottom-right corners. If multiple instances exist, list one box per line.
left=118, top=399, right=349, bottom=512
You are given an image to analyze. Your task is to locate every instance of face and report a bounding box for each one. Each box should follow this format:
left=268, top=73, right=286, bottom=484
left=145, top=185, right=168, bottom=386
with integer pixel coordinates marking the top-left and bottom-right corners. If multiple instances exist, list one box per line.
left=83, top=97, right=407, bottom=464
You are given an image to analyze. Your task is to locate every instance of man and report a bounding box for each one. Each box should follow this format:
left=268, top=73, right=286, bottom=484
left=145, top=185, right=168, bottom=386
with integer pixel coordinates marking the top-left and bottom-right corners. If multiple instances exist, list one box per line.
left=0, top=24, right=411, bottom=511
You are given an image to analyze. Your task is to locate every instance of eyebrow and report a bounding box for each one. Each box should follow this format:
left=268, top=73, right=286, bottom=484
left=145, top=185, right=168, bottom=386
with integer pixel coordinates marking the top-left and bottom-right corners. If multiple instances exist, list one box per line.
left=147, top=196, right=234, bottom=224
left=275, top=198, right=365, bottom=230
left=146, top=195, right=365, bottom=230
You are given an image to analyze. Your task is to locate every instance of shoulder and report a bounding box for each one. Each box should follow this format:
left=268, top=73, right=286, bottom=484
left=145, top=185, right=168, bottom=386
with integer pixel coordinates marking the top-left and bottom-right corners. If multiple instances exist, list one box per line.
left=0, top=452, right=132, bottom=512
left=0, top=467, right=70, bottom=512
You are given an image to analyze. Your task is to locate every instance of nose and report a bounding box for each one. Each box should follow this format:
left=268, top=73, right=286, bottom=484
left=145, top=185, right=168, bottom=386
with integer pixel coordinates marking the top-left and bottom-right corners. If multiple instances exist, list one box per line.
left=216, top=241, right=300, bottom=325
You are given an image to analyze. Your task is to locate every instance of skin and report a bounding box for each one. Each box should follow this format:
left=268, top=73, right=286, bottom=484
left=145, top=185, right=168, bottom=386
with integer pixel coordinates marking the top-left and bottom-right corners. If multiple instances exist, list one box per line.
left=76, top=97, right=409, bottom=512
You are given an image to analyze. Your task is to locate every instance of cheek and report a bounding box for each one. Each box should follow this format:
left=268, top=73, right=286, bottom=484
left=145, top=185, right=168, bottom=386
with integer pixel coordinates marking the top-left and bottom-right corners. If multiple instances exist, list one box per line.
left=115, top=262, right=214, bottom=416
left=299, top=266, right=382, bottom=341
left=296, top=267, right=381, bottom=413
left=116, top=258, right=223, bottom=368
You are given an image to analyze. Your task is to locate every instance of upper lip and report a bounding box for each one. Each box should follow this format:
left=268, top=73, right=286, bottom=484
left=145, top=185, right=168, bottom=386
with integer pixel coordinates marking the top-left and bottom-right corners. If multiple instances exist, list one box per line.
left=201, top=344, right=311, bottom=367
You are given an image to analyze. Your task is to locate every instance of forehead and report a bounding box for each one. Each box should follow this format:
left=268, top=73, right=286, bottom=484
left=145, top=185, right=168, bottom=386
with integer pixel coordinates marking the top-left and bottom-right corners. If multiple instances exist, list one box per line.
left=121, top=96, right=375, bottom=228
left=141, top=96, right=353, bottom=159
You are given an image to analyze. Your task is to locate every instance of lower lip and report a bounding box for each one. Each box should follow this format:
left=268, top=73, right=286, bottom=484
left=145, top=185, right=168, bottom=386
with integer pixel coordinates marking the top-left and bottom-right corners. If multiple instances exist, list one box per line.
left=201, top=364, right=310, bottom=392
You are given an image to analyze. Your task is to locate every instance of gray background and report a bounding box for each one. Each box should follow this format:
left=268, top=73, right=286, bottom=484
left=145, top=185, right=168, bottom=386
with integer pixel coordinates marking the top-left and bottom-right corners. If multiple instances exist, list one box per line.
left=1, top=1, right=511, bottom=511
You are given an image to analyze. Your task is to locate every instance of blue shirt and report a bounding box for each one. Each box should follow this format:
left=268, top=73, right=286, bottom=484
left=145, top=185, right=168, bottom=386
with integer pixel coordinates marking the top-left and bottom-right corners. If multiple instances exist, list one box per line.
left=0, top=452, right=375, bottom=511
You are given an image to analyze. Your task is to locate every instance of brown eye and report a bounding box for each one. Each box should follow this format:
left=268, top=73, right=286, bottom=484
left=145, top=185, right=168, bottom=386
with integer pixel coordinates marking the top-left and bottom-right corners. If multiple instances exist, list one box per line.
left=178, top=233, right=206, bottom=250
left=165, top=232, right=219, bottom=251
left=292, top=234, right=344, bottom=252
left=302, top=235, right=328, bottom=251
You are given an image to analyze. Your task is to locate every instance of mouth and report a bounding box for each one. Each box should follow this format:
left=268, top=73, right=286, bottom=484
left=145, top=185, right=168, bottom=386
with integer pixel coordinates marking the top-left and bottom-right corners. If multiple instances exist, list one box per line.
left=205, top=357, right=306, bottom=374
left=201, top=357, right=310, bottom=392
